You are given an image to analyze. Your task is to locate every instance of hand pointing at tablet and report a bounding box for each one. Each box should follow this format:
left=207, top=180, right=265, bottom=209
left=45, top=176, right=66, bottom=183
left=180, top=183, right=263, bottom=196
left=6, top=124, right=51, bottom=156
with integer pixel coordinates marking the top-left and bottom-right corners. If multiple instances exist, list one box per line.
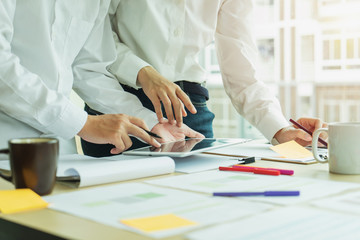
left=151, top=120, right=205, bottom=143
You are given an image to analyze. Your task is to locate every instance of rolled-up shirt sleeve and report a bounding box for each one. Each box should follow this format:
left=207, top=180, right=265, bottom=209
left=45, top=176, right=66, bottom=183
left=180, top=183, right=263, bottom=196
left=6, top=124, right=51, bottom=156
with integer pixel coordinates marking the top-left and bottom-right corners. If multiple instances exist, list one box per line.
left=0, top=0, right=87, bottom=140
left=215, top=0, right=289, bottom=140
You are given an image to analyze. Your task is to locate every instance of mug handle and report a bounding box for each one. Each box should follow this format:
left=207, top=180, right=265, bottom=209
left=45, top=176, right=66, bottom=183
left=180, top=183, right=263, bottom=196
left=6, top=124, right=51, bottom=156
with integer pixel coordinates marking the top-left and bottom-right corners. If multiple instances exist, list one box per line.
left=0, top=148, right=12, bottom=182
left=0, top=149, right=10, bottom=154
left=312, top=128, right=328, bottom=163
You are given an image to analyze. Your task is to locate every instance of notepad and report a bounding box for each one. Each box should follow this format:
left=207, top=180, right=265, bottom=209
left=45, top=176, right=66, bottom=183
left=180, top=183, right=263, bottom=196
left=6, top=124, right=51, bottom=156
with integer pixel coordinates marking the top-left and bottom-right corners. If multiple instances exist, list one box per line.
left=0, top=189, right=48, bottom=214
left=120, top=213, right=198, bottom=232
left=270, top=140, right=313, bottom=159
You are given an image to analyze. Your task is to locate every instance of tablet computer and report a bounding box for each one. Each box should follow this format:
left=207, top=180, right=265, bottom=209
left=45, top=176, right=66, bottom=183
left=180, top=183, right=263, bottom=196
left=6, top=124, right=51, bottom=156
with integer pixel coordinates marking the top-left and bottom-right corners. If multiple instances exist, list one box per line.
left=123, top=138, right=250, bottom=157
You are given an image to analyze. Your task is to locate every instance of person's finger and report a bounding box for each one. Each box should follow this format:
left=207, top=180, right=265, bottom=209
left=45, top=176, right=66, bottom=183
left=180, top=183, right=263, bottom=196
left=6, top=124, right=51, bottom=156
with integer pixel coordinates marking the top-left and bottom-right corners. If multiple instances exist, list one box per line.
left=110, top=147, right=122, bottom=155
left=128, top=116, right=149, bottom=131
left=294, top=139, right=311, bottom=147
left=306, top=118, right=323, bottom=131
left=196, top=132, right=205, bottom=138
left=152, top=146, right=162, bottom=152
left=159, top=93, right=175, bottom=124
left=182, top=127, right=205, bottom=138
left=168, top=95, right=183, bottom=126
left=168, top=96, right=183, bottom=127
left=176, top=88, right=197, bottom=114
left=149, top=137, right=161, bottom=147
left=128, top=125, right=161, bottom=147
left=111, top=137, right=125, bottom=154
left=150, top=97, right=164, bottom=123
left=180, top=100, right=187, bottom=117
left=293, top=129, right=312, bottom=142
left=182, top=109, right=187, bottom=117
left=297, top=118, right=323, bottom=132
left=122, top=134, right=133, bottom=151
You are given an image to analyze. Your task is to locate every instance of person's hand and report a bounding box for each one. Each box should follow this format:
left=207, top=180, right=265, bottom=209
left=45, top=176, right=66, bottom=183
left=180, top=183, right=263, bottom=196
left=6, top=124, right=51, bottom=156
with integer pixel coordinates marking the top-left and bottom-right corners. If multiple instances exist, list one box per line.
left=274, top=117, right=328, bottom=146
left=137, top=66, right=197, bottom=127
left=156, top=138, right=203, bottom=152
left=78, top=114, right=161, bottom=154
left=150, top=119, right=205, bottom=143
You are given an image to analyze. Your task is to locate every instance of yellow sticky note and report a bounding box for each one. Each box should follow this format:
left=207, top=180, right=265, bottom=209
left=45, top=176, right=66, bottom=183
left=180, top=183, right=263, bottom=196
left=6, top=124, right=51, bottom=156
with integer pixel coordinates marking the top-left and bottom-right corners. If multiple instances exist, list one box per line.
left=0, top=189, right=48, bottom=214
left=270, top=140, right=313, bottom=159
left=120, top=213, right=197, bottom=232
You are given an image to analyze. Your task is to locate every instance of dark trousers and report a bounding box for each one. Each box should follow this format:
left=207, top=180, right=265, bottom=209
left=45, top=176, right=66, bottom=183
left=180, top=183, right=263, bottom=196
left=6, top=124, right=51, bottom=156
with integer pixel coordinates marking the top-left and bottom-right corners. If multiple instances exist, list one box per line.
left=81, top=82, right=215, bottom=157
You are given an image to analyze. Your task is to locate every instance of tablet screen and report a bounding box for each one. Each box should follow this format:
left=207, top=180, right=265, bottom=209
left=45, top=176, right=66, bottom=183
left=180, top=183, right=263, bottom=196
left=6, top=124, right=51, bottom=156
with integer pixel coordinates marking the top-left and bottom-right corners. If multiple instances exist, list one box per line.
left=123, top=138, right=249, bottom=157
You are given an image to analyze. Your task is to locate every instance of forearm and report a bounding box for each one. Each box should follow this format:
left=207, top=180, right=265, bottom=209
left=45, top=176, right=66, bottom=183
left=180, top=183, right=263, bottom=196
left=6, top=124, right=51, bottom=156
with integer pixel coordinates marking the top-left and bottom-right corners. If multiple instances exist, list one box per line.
left=216, top=0, right=288, bottom=140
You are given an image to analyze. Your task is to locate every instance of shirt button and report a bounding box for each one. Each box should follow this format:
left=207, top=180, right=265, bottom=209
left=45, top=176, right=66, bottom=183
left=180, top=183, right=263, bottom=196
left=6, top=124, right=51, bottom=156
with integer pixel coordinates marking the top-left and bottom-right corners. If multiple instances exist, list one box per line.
left=174, top=28, right=183, bottom=37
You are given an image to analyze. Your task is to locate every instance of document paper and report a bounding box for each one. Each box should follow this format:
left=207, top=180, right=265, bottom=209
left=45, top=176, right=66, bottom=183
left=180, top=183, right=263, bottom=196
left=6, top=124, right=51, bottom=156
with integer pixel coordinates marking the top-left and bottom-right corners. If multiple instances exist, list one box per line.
left=146, top=170, right=359, bottom=205
left=187, top=206, right=360, bottom=240
left=313, top=190, right=360, bottom=214
left=44, top=182, right=270, bottom=238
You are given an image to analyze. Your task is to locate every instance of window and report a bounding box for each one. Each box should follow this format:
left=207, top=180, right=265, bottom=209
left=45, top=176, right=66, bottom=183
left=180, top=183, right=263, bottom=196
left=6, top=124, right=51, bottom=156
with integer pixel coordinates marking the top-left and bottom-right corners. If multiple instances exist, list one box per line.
left=347, top=39, right=354, bottom=59
left=202, top=0, right=360, bottom=139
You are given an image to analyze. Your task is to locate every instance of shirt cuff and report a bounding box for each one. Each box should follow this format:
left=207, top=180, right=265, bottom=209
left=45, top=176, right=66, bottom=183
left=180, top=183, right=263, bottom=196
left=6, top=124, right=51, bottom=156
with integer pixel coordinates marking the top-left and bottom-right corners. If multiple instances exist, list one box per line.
left=256, top=111, right=290, bottom=142
left=270, top=137, right=280, bottom=145
left=109, top=55, right=151, bottom=89
left=45, top=102, right=88, bottom=140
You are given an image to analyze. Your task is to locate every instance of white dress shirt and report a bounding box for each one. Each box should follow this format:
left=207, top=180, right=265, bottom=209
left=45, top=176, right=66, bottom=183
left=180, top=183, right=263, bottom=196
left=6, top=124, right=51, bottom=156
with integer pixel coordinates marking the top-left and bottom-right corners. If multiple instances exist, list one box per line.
left=109, top=0, right=289, bottom=141
left=0, top=0, right=158, bottom=153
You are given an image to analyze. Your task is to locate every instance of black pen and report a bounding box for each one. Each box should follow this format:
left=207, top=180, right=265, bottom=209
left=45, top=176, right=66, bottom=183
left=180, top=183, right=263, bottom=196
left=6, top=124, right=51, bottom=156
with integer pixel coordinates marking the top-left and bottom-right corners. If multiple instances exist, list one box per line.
left=142, top=128, right=162, bottom=139
left=237, top=157, right=256, bottom=164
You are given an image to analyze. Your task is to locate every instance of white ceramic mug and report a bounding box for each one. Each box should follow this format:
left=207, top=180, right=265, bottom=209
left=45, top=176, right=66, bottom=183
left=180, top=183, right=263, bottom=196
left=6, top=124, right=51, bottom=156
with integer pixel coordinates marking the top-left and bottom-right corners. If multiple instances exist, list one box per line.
left=312, top=122, right=360, bottom=174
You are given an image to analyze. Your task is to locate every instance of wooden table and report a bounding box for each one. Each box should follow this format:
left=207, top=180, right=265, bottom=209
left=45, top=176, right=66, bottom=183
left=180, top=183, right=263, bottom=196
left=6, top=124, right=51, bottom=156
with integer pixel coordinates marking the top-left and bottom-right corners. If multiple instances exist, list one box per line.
left=1, top=155, right=360, bottom=240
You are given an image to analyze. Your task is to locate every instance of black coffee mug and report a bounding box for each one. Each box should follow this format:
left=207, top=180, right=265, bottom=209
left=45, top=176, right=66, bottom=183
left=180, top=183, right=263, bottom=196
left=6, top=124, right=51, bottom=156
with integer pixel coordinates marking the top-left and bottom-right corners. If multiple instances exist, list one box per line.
left=0, top=138, right=59, bottom=196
